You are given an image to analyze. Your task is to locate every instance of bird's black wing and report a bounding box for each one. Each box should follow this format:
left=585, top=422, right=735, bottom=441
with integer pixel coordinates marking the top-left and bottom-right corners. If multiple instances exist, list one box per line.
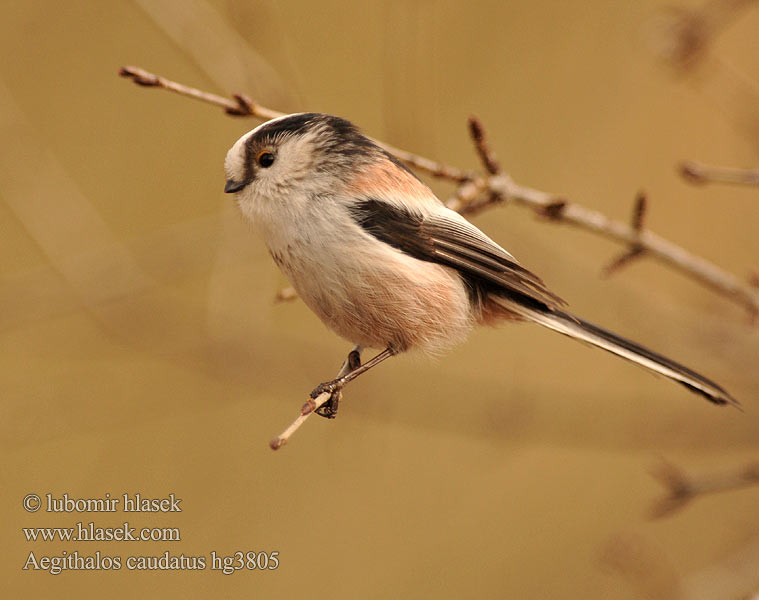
left=350, top=198, right=566, bottom=311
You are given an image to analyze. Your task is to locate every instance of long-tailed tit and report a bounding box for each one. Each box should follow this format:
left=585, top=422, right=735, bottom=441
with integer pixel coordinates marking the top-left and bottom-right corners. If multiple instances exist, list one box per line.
left=224, top=113, right=737, bottom=416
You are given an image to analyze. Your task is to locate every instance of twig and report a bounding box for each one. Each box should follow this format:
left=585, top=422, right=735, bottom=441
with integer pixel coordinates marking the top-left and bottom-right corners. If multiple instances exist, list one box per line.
left=268, top=391, right=331, bottom=450
left=119, top=66, right=281, bottom=119
left=269, top=347, right=392, bottom=450
left=603, top=246, right=646, bottom=278
left=649, top=458, right=759, bottom=518
left=452, top=116, right=506, bottom=216
left=602, top=192, right=648, bottom=276
left=386, top=146, right=474, bottom=183
left=680, top=160, right=759, bottom=187
left=468, top=116, right=502, bottom=175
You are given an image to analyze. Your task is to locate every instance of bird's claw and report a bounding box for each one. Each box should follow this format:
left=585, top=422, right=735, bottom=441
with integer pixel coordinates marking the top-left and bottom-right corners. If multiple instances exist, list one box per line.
left=310, top=381, right=343, bottom=419
left=309, top=349, right=362, bottom=419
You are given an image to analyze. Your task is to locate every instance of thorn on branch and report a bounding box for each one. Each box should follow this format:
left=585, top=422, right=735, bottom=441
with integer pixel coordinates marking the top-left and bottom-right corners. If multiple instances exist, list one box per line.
left=467, top=116, right=502, bottom=175
left=631, top=191, right=647, bottom=232
left=603, top=192, right=648, bottom=277
left=603, top=247, right=647, bottom=277
left=226, top=93, right=254, bottom=116
left=537, top=198, right=568, bottom=220
left=460, top=115, right=506, bottom=214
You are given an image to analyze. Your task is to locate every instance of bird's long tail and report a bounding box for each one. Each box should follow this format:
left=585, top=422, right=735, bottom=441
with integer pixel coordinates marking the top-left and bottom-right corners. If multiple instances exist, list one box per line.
left=493, top=298, right=739, bottom=407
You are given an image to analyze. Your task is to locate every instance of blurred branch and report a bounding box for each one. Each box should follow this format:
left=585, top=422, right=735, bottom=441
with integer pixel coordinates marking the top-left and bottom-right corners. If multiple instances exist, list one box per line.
left=601, top=530, right=759, bottom=599
left=680, top=160, right=759, bottom=187
left=119, top=65, right=759, bottom=320
left=600, top=533, right=682, bottom=600
left=653, top=0, right=759, bottom=71
left=649, top=458, right=759, bottom=518
left=649, top=0, right=759, bottom=154
left=274, top=286, right=298, bottom=303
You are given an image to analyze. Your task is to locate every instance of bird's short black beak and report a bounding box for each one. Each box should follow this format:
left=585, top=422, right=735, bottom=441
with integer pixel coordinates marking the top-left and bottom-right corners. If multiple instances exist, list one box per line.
left=224, top=179, right=247, bottom=194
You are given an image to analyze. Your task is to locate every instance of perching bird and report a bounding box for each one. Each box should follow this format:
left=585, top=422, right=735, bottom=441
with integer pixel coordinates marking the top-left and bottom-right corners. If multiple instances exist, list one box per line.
left=223, top=112, right=738, bottom=416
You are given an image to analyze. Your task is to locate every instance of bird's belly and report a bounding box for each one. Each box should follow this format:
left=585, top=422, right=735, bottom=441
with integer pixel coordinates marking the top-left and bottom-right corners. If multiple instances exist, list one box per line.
left=271, top=242, right=473, bottom=353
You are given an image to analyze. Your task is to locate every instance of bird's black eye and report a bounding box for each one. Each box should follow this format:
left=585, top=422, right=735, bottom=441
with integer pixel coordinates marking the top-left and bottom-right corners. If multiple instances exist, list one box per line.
left=257, top=151, right=275, bottom=168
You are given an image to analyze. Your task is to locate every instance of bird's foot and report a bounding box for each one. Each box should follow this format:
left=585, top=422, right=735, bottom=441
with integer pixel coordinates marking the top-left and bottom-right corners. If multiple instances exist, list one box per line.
left=311, top=382, right=342, bottom=419
left=312, top=349, right=362, bottom=419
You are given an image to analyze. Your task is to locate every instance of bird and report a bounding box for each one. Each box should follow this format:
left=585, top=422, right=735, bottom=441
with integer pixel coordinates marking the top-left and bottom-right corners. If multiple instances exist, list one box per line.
left=223, top=112, right=738, bottom=417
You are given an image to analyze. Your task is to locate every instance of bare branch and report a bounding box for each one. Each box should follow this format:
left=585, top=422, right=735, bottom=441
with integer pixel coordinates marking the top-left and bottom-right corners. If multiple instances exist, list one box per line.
left=649, top=458, right=759, bottom=518
left=119, top=66, right=281, bottom=119
left=269, top=391, right=331, bottom=450
left=680, top=160, right=759, bottom=187
left=486, top=175, right=759, bottom=318
left=118, top=65, right=759, bottom=319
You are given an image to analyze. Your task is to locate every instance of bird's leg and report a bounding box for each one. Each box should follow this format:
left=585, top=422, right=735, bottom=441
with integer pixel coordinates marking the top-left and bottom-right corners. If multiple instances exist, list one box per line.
left=315, top=345, right=363, bottom=419
left=270, top=346, right=397, bottom=450
left=310, top=346, right=396, bottom=418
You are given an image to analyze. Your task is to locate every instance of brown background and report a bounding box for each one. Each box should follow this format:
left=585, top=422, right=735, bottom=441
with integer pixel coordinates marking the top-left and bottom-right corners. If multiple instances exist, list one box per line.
left=2, top=0, right=758, bottom=598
